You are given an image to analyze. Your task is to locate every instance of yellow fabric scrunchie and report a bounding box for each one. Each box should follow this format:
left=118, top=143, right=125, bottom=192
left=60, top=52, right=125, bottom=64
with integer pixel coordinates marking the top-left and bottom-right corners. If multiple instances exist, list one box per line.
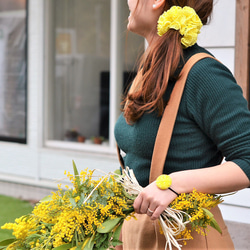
left=157, top=6, right=203, bottom=48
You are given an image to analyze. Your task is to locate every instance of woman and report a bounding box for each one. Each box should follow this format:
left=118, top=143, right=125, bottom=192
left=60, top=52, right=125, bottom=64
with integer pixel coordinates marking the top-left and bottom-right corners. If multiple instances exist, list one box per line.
left=115, top=0, right=250, bottom=249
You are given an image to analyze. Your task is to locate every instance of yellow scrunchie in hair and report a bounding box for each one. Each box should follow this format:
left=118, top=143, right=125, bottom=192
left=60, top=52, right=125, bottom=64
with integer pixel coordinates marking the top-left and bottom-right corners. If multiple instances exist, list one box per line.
left=157, top=6, right=203, bottom=48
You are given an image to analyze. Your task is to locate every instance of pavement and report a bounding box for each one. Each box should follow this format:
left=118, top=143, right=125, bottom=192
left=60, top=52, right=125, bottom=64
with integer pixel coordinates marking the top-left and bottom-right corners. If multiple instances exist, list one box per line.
left=225, top=221, right=250, bottom=250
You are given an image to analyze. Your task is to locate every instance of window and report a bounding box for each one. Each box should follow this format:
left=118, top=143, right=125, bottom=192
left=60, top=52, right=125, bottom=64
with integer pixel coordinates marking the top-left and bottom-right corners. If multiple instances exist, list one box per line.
left=0, top=0, right=27, bottom=143
left=45, top=0, right=144, bottom=152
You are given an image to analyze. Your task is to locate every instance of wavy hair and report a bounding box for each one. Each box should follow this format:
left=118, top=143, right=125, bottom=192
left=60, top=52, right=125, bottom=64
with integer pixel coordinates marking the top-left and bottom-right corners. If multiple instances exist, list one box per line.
left=123, top=0, right=213, bottom=123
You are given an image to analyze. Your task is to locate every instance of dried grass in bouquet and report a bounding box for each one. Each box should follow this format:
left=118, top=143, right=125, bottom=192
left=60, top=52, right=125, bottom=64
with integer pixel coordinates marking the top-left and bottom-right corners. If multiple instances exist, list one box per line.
left=117, top=167, right=223, bottom=250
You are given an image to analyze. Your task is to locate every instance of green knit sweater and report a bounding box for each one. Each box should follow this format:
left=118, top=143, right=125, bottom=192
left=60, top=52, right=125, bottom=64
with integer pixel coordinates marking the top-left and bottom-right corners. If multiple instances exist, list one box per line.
left=114, top=44, right=250, bottom=187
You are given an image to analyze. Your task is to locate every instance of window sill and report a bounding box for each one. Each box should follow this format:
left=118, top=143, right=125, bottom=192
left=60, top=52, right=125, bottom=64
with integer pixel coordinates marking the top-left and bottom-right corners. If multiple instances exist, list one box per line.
left=45, top=140, right=116, bottom=155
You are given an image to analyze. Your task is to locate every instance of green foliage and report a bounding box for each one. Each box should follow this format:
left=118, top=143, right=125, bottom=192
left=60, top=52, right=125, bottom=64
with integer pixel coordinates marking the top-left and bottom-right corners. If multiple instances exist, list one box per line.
left=97, top=217, right=122, bottom=233
left=0, top=164, right=225, bottom=250
left=0, top=163, right=134, bottom=249
left=202, top=208, right=222, bottom=234
left=0, top=195, right=33, bottom=241
left=53, top=243, right=72, bottom=250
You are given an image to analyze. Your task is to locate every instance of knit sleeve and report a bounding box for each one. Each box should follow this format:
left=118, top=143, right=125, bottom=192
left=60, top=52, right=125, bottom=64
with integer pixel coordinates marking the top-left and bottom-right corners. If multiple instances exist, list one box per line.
left=186, top=57, right=250, bottom=181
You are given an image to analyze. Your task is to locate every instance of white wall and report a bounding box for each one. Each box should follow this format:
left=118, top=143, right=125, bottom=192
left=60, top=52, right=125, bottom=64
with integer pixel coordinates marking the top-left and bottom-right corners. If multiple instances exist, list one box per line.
left=198, top=0, right=250, bottom=223
left=198, top=0, right=236, bottom=73
left=0, top=0, right=118, bottom=185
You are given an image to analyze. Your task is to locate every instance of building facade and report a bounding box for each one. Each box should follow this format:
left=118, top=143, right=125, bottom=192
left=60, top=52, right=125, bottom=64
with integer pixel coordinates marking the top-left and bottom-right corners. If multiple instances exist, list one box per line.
left=0, top=0, right=249, bottom=224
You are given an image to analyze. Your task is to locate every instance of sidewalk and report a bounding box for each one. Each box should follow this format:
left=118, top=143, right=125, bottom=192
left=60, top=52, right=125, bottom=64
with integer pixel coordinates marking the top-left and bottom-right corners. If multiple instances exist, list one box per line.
left=226, top=221, right=250, bottom=250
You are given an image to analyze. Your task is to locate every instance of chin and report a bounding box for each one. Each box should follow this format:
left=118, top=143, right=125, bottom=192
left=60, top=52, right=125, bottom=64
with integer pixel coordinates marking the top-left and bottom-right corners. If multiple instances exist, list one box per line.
left=127, top=22, right=138, bottom=34
left=127, top=21, right=133, bottom=31
left=127, top=18, right=147, bottom=38
left=127, top=25, right=145, bottom=38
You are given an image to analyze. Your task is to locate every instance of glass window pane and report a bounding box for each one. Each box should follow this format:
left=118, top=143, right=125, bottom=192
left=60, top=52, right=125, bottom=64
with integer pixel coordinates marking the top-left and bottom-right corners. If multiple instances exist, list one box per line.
left=49, top=0, right=111, bottom=145
left=48, top=0, right=144, bottom=147
left=0, top=0, right=27, bottom=143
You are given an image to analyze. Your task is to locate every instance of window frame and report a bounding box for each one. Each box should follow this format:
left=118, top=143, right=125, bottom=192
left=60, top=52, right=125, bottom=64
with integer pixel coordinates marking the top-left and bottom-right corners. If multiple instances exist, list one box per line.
left=44, top=0, right=135, bottom=154
left=235, top=0, right=250, bottom=103
left=0, top=1, right=28, bottom=144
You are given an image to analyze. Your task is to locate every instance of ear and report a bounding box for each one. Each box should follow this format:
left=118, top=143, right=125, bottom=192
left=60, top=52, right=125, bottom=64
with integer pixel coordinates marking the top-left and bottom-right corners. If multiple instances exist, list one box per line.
left=152, top=0, right=165, bottom=10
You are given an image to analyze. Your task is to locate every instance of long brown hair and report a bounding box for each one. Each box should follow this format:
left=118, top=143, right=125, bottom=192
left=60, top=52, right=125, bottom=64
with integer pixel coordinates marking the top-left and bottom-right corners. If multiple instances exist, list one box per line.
left=123, top=0, right=213, bottom=123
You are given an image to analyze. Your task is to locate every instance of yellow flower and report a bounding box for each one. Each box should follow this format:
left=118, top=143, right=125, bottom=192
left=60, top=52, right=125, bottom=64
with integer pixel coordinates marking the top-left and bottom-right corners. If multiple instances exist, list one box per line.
left=157, top=6, right=203, bottom=48
left=169, top=188, right=223, bottom=243
left=1, top=216, right=38, bottom=240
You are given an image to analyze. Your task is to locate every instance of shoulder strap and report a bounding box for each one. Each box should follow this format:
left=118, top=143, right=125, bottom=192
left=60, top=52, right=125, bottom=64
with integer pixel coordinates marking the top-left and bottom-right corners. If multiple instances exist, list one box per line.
left=149, top=53, right=214, bottom=183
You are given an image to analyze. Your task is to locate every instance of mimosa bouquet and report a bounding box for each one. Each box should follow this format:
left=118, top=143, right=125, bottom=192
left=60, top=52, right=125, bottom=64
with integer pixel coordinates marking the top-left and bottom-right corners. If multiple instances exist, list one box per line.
left=0, top=162, right=223, bottom=250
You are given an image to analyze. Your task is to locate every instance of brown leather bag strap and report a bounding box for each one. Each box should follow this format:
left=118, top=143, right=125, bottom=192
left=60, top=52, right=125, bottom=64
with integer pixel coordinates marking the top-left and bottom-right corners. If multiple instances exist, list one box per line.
left=149, top=53, right=214, bottom=183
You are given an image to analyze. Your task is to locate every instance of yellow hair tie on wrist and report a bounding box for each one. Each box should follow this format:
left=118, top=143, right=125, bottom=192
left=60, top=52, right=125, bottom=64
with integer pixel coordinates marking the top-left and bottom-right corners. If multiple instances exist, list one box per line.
left=156, top=174, right=172, bottom=190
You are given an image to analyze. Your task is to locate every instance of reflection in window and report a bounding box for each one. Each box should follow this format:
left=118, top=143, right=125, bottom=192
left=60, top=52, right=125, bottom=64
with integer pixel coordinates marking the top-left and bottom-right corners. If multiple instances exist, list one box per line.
left=49, top=0, right=111, bottom=145
left=0, top=0, right=27, bottom=143
left=48, top=0, right=144, bottom=146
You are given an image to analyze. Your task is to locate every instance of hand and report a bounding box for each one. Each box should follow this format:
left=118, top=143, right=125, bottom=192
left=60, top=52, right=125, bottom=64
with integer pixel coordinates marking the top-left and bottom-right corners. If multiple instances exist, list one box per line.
left=133, top=181, right=178, bottom=220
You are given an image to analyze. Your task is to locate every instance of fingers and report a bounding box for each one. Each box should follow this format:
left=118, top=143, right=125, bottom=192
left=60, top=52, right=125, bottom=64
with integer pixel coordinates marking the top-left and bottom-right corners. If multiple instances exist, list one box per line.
left=150, top=206, right=164, bottom=220
left=147, top=208, right=154, bottom=214
left=133, top=191, right=159, bottom=217
left=133, top=193, right=151, bottom=214
left=133, top=184, right=177, bottom=220
left=133, top=193, right=143, bottom=213
left=146, top=207, right=156, bottom=218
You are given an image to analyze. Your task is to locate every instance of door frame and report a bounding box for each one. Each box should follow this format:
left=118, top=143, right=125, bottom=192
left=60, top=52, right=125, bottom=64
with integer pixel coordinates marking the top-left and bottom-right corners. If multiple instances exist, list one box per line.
left=235, top=0, right=250, bottom=102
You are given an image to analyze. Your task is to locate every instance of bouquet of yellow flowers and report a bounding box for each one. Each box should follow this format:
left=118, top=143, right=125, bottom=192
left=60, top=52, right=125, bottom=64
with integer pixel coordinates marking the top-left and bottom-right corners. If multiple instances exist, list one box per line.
left=0, top=162, right=223, bottom=250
